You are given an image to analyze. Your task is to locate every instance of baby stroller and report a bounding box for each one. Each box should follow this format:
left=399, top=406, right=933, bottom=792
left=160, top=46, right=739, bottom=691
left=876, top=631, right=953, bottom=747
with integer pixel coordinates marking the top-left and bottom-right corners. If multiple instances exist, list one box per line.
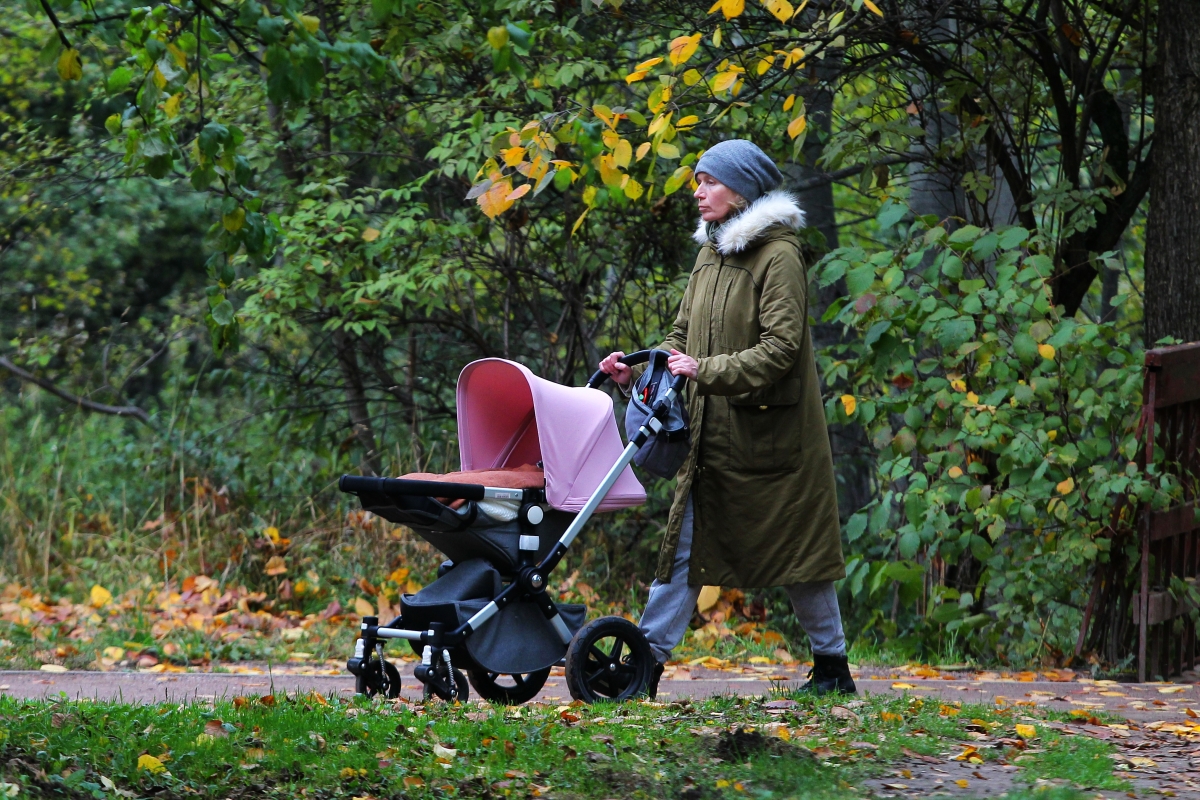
left=339, top=351, right=685, bottom=704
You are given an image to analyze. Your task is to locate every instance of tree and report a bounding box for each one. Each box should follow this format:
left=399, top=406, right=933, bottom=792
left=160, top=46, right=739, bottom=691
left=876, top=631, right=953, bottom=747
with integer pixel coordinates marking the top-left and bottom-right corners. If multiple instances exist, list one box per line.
left=1144, top=0, right=1200, bottom=344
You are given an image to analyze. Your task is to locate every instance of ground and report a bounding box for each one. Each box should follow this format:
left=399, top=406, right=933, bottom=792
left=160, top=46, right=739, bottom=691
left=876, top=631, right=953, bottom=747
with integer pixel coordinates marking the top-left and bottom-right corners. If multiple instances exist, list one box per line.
left=2, top=660, right=1197, bottom=799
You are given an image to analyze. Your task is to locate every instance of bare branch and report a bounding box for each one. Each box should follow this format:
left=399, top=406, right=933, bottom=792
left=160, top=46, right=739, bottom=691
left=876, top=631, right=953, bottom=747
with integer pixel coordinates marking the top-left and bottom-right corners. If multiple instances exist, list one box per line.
left=0, top=357, right=154, bottom=428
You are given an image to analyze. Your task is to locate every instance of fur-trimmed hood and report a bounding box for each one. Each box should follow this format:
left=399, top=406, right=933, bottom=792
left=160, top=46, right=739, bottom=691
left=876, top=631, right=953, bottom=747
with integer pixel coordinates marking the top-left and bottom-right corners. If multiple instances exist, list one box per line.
left=692, top=190, right=806, bottom=255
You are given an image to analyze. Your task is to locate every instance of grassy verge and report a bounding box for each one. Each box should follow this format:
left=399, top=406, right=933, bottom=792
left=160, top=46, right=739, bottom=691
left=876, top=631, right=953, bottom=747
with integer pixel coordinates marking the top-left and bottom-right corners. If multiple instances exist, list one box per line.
left=0, top=689, right=1123, bottom=799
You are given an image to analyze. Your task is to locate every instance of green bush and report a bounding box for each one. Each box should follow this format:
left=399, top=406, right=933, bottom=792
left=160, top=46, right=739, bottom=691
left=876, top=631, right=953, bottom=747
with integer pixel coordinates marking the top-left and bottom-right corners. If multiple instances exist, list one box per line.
left=817, top=209, right=1173, bottom=664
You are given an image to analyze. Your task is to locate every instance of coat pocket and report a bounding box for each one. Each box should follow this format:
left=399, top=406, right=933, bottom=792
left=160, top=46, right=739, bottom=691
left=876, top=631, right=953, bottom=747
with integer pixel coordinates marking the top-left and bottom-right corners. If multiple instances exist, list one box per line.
left=727, top=400, right=803, bottom=472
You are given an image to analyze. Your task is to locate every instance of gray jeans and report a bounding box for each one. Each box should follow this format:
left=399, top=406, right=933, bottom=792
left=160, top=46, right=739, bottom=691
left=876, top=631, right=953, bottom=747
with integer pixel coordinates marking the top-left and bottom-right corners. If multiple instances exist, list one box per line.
left=638, top=495, right=847, bottom=664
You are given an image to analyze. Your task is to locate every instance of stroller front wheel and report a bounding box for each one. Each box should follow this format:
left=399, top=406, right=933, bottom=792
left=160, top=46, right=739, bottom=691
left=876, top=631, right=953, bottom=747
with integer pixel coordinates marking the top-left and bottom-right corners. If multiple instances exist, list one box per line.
left=467, top=667, right=551, bottom=705
left=564, top=616, right=654, bottom=703
left=357, top=658, right=402, bottom=699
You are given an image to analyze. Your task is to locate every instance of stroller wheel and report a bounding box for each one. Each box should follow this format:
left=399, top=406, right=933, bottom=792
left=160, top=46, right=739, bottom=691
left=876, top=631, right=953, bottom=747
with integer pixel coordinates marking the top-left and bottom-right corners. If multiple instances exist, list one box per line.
left=423, top=667, right=469, bottom=703
left=357, top=658, right=401, bottom=699
left=467, top=667, right=551, bottom=705
left=564, top=616, right=653, bottom=703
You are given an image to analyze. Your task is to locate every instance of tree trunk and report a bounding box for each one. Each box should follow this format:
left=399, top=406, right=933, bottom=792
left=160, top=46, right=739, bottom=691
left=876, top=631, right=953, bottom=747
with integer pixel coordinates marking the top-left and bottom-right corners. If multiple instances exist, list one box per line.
left=1145, top=0, right=1200, bottom=344
left=333, top=329, right=382, bottom=476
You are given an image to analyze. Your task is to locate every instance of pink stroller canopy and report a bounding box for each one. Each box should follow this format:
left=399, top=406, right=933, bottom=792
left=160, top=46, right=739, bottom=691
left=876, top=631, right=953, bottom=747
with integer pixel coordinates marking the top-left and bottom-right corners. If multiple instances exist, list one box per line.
left=456, top=359, right=646, bottom=512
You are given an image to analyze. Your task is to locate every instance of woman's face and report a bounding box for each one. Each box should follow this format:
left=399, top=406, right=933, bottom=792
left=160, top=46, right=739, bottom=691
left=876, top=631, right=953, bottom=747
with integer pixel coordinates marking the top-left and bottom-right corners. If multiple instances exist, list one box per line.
left=693, top=172, right=742, bottom=222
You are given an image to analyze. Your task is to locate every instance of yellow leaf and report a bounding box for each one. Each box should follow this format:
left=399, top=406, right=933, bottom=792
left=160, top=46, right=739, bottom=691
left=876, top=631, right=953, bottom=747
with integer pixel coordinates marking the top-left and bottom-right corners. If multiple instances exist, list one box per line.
left=682, top=69, right=703, bottom=86
left=783, top=94, right=795, bottom=112
left=152, top=66, right=166, bottom=90
left=361, top=227, right=380, bottom=242
left=167, top=42, right=188, bottom=69
left=840, top=395, right=857, bottom=416
left=40, top=664, right=68, bottom=673
left=570, top=208, right=589, bottom=236
left=787, top=115, right=807, bottom=139
left=668, top=33, right=703, bottom=66
left=265, top=526, right=281, bottom=543
left=657, top=142, right=681, bottom=159
left=138, top=755, right=166, bottom=774
left=57, top=48, right=82, bottom=81
left=636, top=56, right=664, bottom=71
left=222, top=207, right=245, bottom=233
left=487, top=27, right=509, bottom=50
left=502, top=146, right=526, bottom=167
left=756, top=55, right=775, bottom=75
left=954, top=779, right=969, bottom=788
left=966, top=391, right=979, bottom=404
left=863, top=0, right=884, bottom=16
left=763, top=0, right=795, bottom=23
left=948, top=466, right=963, bottom=479
left=712, top=71, right=739, bottom=93
left=614, top=139, right=633, bottom=168
left=103, top=646, right=125, bottom=660
left=636, top=142, right=652, bottom=161
left=677, top=115, right=699, bottom=128
left=950, top=379, right=967, bottom=391
left=354, top=597, right=375, bottom=617
left=648, top=112, right=673, bottom=135
left=506, top=183, right=530, bottom=202
left=298, top=14, right=320, bottom=33
left=719, top=0, right=745, bottom=19
left=90, top=584, right=113, bottom=608
left=625, top=70, right=648, bottom=84
left=1056, top=477, right=1075, bottom=495
left=697, top=585, right=720, bottom=613
left=478, top=180, right=515, bottom=218
left=892, top=682, right=917, bottom=689
left=708, top=0, right=724, bottom=12
left=1038, top=343, right=1056, bottom=359
left=1157, top=686, right=1186, bottom=694
left=715, top=779, right=731, bottom=789
left=582, top=185, right=598, bottom=206
left=1015, top=723, right=1037, bottom=739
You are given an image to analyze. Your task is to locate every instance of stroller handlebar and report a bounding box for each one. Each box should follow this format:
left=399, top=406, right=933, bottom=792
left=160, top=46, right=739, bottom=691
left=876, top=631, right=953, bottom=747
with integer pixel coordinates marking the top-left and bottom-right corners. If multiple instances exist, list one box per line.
left=586, top=349, right=688, bottom=396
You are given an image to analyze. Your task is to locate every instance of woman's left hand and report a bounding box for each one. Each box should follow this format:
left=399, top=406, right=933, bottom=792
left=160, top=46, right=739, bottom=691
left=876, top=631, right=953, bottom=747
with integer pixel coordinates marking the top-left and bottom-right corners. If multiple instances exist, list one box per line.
left=667, top=349, right=699, bottom=380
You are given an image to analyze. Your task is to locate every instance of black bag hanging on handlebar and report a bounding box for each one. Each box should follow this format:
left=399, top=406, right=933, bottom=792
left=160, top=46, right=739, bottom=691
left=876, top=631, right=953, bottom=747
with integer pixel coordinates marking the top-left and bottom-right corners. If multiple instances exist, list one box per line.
left=623, top=351, right=691, bottom=479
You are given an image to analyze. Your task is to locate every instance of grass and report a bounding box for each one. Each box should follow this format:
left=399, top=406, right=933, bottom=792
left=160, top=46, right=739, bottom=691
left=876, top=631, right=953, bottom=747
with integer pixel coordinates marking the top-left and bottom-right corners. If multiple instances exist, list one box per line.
left=0, top=688, right=1123, bottom=799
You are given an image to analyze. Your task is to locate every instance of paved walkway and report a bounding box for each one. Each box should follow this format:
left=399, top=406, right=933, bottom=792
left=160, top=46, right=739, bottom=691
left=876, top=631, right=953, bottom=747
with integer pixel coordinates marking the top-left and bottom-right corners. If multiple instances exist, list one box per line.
left=4, top=665, right=1198, bottom=798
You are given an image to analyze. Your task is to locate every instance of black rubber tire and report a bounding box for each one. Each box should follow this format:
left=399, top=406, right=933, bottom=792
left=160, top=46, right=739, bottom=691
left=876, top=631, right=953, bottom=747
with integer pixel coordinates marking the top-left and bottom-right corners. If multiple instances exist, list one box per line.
left=356, top=658, right=402, bottom=699
left=423, top=667, right=470, bottom=702
left=564, top=616, right=653, bottom=703
left=467, top=667, right=551, bottom=705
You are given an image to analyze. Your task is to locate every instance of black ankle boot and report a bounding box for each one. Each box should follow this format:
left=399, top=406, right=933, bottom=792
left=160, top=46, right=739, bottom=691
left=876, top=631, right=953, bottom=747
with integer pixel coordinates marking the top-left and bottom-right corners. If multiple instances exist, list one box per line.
left=798, top=653, right=856, bottom=696
left=645, top=661, right=665, bottom=699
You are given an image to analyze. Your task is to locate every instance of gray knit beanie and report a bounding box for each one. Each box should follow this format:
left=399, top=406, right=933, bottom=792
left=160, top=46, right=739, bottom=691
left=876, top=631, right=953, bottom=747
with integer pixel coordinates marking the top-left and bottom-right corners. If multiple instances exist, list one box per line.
left=693, top=139, right=782, bottom=204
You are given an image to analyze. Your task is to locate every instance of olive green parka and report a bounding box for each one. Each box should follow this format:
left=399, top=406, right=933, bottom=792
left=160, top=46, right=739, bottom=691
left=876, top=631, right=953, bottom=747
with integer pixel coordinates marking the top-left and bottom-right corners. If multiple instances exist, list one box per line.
left=654, top=190, right=844, bottom=587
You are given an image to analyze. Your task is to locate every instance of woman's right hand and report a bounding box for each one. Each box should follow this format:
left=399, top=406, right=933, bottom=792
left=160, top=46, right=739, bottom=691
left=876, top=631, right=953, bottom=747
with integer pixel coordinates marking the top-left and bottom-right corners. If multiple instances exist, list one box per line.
left=598, top=351, right=632, bottom=387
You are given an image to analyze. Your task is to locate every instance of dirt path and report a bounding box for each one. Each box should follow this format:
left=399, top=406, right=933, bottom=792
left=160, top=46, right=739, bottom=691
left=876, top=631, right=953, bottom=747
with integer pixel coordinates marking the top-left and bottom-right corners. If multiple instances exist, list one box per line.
left=4, top=664, right=1197, bottom=797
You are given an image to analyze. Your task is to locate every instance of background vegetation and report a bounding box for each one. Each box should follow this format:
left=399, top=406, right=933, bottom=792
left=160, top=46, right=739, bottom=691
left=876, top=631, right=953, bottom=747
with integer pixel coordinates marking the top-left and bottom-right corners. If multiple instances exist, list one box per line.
left=1, top=0, right=1190, bottom=671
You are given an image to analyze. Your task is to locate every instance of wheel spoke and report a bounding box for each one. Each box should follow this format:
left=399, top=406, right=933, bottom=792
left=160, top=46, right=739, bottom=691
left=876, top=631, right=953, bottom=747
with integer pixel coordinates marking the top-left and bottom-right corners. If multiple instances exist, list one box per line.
left=608, top=638, right=625, bottom=662
left=589, top=644, right=610, bottom=665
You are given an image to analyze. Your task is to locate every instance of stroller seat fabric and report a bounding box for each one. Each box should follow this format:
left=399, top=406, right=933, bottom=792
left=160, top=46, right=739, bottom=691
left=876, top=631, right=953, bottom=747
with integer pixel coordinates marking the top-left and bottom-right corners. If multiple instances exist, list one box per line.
left=399, top=464, right=545, bottom=509
left=402, top=558, right=586, bottom=675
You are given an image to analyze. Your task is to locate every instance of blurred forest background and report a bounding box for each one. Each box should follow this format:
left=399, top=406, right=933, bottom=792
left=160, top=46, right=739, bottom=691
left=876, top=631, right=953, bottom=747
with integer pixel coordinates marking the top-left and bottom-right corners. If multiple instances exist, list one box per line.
left=1, top=0, right=1195, bottom=672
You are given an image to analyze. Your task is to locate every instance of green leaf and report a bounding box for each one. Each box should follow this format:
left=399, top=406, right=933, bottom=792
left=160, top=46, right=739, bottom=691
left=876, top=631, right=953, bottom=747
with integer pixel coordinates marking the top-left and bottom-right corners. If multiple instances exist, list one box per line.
left=898, top=530, right=921, bottom=558
left=845, top=263, right=875, bottom=297
left=107, top=66, right=133, bottom=94
left=210, top=300, right=235, bottom=326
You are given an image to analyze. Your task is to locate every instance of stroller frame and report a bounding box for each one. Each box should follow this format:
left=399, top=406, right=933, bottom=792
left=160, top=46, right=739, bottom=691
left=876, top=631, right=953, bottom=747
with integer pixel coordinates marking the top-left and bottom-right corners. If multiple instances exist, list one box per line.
left=339, top=350, right=684, bottom=702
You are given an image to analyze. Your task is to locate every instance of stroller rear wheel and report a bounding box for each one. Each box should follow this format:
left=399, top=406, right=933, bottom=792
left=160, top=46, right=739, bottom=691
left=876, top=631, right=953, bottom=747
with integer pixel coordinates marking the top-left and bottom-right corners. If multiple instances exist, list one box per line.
left=564, top=616, right=653, bottom=703
left=467, top=667, right=551, bottom=704
left=357, top=657, right=402, bottom=699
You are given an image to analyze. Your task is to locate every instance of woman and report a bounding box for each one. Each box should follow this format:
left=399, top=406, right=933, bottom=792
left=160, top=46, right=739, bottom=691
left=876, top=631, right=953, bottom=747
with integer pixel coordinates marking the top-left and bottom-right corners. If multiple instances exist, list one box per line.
left=599, top=139, right=854, bottom=697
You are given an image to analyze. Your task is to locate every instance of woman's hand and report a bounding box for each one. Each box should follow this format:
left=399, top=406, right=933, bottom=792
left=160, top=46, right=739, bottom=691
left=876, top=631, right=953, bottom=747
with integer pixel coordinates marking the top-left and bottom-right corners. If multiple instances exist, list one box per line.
left=667, top=349, right=699, bottom=380
left=598, top=351, right=632, bottom=387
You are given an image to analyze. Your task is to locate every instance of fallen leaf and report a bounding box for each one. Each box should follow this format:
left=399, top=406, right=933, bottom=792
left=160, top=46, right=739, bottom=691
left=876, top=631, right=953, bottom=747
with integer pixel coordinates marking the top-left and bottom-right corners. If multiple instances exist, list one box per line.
left=433, top=744, right=457, bottom=759
left=90, top=585, right=113, bottom=608
left=204, top=720, right=229, bottom=739
left=137, top=754, right=166, bottom=774
left=892, top=682, right=917, bottom=689
left=264, top=556, right=287, bottom=576
left=403, top=776, right=425, bottom=788
left=696, top=585, right=720, bottom=613
left=1015, top=724, right=1037, bottom=739
left=955, top=779, right=969, bottom=788
left=39, top=664, right=68, bottom=673
left=1157, top=686, right=1186, bottom=694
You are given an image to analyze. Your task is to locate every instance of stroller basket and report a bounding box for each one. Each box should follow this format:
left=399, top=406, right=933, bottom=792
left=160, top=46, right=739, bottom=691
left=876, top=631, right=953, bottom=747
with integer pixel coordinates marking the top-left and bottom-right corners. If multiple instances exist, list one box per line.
left=340, top=352, right=686, bottom=704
